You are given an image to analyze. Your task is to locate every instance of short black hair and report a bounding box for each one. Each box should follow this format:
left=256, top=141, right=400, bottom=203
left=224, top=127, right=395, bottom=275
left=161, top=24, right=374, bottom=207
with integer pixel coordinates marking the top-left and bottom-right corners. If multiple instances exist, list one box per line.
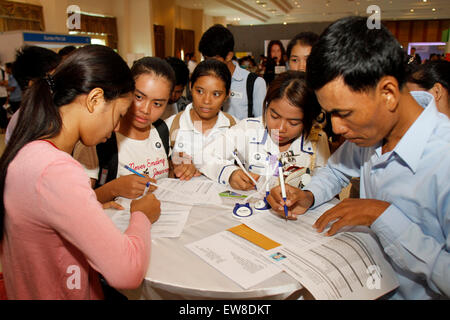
left=307, top=16, right=407, bottom=92
left=165, top=57, right=189, bottom=87
left=286, top=32, right=319, bottom=59
left=407, top=60, right=450, bottom=91
left=199, top=24, right=234, bottom=60
left=58, top=46, right=77, bottom=58
left=190, top=60, right=231, bottom=95
left=12, top=46, right=61, bottom=90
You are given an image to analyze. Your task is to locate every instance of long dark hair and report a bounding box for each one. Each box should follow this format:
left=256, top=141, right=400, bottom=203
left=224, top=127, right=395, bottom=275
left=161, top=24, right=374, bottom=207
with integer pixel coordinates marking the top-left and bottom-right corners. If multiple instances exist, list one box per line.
left=267, top=40, right=286, bottom=65
left=407, top=60, right=450, bottom=91
left=263, top=71, right=321, bottom=138
left=0, top=45, right=134, bottom=239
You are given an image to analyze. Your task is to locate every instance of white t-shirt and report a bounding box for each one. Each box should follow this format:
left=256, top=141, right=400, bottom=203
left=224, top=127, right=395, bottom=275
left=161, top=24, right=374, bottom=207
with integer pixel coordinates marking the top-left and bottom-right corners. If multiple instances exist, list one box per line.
left=187, top=60, right=197, bottom=75
left=73, top=126, right=169, bottom=182
left=0, top=67, right=7, bottom=98
left=165, top=103, right=237, bottom=166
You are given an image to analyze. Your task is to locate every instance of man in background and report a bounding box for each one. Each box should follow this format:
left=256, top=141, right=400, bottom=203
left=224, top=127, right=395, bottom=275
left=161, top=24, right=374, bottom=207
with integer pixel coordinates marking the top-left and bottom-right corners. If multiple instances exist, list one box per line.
left=162, top=57, right=191, bottom=120
left=199, top=25, right=266, bottom=120
left=408, top=47, right=422, bottom=65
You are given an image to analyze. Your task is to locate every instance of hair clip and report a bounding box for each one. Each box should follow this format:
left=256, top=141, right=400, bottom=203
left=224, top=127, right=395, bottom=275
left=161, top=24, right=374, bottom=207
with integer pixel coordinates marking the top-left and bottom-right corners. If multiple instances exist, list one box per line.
left=45, top=75, right=56, bottom=93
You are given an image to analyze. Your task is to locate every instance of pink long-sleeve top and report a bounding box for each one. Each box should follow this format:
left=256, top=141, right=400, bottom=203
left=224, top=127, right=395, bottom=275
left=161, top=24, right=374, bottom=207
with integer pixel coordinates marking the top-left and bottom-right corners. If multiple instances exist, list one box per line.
left=0, top=141, right=151, bottom=300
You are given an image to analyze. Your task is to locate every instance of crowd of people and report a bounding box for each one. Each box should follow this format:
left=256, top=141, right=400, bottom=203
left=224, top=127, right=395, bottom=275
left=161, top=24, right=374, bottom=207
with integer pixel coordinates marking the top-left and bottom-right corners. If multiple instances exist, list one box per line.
left=0, top=16, right=448, bottom=301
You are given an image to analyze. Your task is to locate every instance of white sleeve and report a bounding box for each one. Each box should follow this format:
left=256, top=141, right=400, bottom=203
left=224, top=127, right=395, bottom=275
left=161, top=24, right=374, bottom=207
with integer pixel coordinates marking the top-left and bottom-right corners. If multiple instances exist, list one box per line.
left=72, top=141, right=100, bottom=180
left=252, top=77, right=267, bottom=118
left=199, top=123, right=244, bottom=185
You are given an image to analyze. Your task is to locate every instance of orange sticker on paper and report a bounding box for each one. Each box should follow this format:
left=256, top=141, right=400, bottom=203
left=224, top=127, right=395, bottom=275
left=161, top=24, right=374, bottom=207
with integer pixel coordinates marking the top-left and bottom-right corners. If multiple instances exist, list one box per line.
left=228, top=224, right=281, bottom=250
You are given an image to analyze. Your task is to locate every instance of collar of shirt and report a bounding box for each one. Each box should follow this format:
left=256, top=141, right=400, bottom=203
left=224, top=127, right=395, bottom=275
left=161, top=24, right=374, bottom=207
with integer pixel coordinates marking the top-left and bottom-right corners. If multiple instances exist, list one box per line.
left=264, top=129, right=308, bottom=157
left=181, top=103, right=234, bottom=134
left=231, top=60, right=247, bottom=82
left=377, top=91, right=439, bottom=173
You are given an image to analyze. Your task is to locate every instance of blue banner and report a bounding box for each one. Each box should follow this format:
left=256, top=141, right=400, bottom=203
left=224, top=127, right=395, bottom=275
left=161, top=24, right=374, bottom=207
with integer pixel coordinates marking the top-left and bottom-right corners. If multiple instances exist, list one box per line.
left=23, top=33, right=91, bottom=44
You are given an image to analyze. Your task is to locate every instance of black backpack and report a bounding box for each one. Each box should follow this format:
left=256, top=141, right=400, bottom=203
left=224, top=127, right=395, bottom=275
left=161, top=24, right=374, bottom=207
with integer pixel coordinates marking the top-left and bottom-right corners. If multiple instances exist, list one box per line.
left=95, top=119, right=169, bottom=188
left=246, top=72, right=258, bottom=118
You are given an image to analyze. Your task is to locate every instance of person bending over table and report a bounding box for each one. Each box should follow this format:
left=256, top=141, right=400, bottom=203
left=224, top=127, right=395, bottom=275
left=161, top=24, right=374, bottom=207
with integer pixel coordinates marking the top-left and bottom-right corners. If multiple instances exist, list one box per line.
left=267, top=16, right=450, bottom=300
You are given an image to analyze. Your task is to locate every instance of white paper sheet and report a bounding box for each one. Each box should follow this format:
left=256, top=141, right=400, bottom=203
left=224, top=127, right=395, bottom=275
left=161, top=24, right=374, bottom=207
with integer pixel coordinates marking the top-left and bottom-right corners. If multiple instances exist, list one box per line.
left=185, top=231, right=282, bottom=289
left=243, top=204, right=399, bottom=300
left=243, top=203, right=337, bottom=250
left=153, top=178, right=223, bottom=207
left=262, top=232, right=399, bottom=300
left=151, top=202, right=191, bottom=238
left=104, top=199, right=192, bottom=238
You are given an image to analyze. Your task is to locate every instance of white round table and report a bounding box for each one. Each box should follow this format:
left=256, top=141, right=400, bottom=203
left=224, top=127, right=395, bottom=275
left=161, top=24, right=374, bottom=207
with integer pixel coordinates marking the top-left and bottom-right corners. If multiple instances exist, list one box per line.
left=107, top=192, right=305, bottom=300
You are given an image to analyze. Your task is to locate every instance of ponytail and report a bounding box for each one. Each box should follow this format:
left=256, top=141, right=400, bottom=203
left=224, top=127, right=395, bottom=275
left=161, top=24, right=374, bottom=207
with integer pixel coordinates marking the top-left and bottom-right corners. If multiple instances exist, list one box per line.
left=0, top=45, right=134, bottom=240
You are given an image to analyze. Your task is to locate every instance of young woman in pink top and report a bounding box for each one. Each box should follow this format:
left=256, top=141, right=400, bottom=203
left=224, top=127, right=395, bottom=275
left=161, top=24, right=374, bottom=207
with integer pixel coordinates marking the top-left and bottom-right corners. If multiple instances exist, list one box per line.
left=0, top=45, right=161, bottom=300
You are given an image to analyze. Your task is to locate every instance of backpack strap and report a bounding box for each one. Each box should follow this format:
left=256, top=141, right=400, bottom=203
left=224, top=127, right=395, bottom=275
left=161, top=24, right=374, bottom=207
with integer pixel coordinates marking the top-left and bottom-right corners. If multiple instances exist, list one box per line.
left=95, top=132, right=119, bottom=188
left=154, top=119, right=170, bottom=157
left=169, top=111, right=184, bottom=149
left=222, top=112, right=236, bottom=127
left=246, top=72, right=258, bottom=118
left=307, top=123, right=322, bottom=173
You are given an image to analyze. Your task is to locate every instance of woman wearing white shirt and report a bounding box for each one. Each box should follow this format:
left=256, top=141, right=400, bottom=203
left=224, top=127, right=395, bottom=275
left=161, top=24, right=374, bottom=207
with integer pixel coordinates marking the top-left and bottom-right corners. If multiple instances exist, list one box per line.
left=200, top=71, right=330, bottom=191
left=165, top=59, right=236, bottom=180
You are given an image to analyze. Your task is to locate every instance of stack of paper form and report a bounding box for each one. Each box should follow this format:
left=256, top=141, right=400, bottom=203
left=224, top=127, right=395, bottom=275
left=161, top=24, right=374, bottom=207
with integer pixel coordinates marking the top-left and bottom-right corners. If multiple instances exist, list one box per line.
left=186, top=202, right=399, bottom=299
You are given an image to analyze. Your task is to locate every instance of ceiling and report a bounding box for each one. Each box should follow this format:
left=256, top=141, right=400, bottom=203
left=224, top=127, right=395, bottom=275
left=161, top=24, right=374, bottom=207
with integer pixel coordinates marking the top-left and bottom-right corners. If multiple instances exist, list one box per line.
left=175, top=0, right=450, bottom=25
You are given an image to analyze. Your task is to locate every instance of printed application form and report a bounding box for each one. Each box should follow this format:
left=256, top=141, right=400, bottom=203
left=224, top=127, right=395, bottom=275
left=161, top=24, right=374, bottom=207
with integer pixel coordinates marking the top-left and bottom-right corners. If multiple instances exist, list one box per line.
left=244, top=204, right=399, bottom=300
left=185, top=201, right=398, bottom=298
left=153, top=178, right=223, bottom=206
left=104, top=198, right=192, bottom=238
left=185, top=231, right=282, bottom=289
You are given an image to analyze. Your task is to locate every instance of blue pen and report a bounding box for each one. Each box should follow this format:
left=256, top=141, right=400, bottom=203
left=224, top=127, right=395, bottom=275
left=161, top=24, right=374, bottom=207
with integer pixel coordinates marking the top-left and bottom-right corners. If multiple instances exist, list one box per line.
left=277, top=162, right=289, bottom=221
left=124, top=165, right=151, bottom=188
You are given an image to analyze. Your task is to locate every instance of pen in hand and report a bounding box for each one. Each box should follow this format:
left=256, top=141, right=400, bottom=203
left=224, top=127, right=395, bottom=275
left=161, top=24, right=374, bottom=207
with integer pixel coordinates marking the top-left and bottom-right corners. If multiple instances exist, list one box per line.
left=231, top=151, right=259, bottom=189
left=278, top=162, right=289, bottom=221
left=124, top=165, right=152, bottom=190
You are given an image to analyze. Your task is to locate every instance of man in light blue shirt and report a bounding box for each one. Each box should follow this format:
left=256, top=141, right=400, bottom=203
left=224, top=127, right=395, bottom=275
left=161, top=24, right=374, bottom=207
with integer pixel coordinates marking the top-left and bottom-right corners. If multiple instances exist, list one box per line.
left=199, top=25, right=266, bottom=120
left=267, top=17, right=449, bottom=299
left=5, top=63, right=22, bottom=113
left=225, top=59, right=266, bottom=119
